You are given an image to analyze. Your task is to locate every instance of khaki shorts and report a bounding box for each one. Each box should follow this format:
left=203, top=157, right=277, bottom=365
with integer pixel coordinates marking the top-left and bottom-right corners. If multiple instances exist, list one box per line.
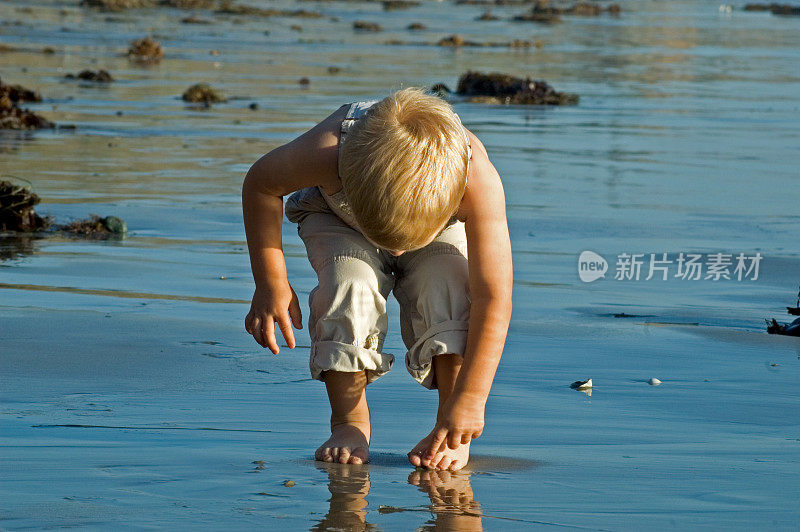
left=286, top=187, right=470, bottom=389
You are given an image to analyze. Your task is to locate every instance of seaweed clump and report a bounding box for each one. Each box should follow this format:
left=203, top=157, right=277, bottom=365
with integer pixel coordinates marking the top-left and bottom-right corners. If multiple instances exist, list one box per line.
left=452, top=71, right=579, bottom=105
left=81, top=0, right=154, bottom=10
left=382, top=0, right=420, bottom=9
left=513, top=1, right=621, bottom=23
left=182, top=83, right=226, bottom=105
left=0, top=180, right=50, bottom=232
left=743, top=3, right=800, bottom=15
left=765, top=286, right=800, bottom=335
left=353, top=20, right=383, bottom=31
left=436, top=34, right=537, bottom=48
left=215, top=1, right=322, bottom=17
left=0, top=181, right=126, bottom=239
left=128, top=36, right=163, bottom=63
left=82, top=0, right=216, bottom=9
left=766, top=317, right=800, bottom=336
left=0, top=78, right=54, bottom=130
left=60, top=214, right=127, bottom=237
left=65, top=69, right=114, bottom=83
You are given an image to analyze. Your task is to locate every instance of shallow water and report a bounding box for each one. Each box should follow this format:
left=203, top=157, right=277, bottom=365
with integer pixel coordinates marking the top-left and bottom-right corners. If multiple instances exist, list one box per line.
left=2, top=0, right=799, bottom=529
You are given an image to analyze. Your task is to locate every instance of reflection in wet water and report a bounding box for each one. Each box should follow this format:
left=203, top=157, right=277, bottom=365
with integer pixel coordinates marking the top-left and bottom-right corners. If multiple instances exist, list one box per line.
left=0, top=233, right=40, bottom=261
left=312, top=462, right=376, bottom=532
left=409, top=469, right=483, bottom=532
left=313, top=462, right=485, bottom=532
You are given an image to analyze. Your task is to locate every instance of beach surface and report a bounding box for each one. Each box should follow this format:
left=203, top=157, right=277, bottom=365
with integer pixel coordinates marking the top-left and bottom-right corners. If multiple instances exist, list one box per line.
left=2, top=0, right=799, bottom=529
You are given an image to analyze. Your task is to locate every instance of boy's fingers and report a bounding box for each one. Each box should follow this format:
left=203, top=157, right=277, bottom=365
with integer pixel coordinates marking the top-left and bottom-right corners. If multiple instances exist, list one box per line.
left=264, top=316, right=279, bottom=354
left=251, top=316, right=264, bottom=346
left=460, top=434, right=471, bottom=445
left=289, top=296, right=303, bottom=329
left=277, top=314, right=296, bottom=349
left=427, top=428, right=448, bottom=457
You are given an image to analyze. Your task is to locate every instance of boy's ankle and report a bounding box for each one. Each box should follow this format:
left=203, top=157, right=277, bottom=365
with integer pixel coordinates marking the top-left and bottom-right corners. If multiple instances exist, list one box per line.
left=330, top=419, right=371, bottom=443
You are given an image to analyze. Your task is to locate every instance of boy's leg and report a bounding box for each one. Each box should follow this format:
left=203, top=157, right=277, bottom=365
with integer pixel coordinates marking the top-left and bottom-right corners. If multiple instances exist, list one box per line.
left=298, top=212, right=395, bottom=465
left=407, top=354, right=471, bottom=470
left=316, top=370, right=371, bottom=465
left=393, top=223, right=472, bottom=471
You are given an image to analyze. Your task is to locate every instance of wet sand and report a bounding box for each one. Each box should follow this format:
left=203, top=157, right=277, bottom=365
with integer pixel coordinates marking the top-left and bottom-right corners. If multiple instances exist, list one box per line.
left=2, top=0, right=800, bottom=529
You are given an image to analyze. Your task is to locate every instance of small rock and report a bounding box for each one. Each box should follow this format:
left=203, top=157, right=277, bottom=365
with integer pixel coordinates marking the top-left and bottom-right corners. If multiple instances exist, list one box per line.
left=509, top=39, right=533, bottom=48
left=81, top=0, right=154, bottom=10
left=0, top=80, right=54, bottom=130
left=182, top=83, right=226, bottom=104
left=382, top=0, right=420, bottom=10
left=181, top=14, right=212, bottom=24
left=648, top=378, right=661, bottom=386
left=248, top=102, right=259, bottom=110
left=430, top=83, right=451, bottom=97
left=407, top=22, right=426, bottom=30
left=438, top=34, right=465, bottom=47
left=65, top=69, right=114, bottom=83
left=128, top=36, right=163, bottom=63
left=298, top=77, right=310, bottom=85
left=283, top=480, right=295, bottom=487
left=353, top=20, right=382, bottom=32
left=327, top=66, right=340, bottom=74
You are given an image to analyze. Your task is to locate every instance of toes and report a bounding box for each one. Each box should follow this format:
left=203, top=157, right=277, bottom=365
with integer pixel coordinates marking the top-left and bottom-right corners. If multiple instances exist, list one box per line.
left=338, top=448, right=351, bottom=464
left=350, top=447, right=368, bottom=464
left=316, top=447, right=334, bottom=463
left=449, top=459, right=463, bottom=471
left=437, top=456, right=452, bottom=471
left=408, top=452, right=422, bottom=467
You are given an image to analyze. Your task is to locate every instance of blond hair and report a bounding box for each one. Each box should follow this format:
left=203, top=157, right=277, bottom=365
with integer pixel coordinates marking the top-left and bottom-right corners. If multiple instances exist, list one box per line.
left=339, top=87, right=470, bottom=251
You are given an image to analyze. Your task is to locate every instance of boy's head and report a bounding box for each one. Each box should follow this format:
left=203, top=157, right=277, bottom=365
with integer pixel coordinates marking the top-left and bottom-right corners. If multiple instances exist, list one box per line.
left=339, top=87, right=471, bottom=252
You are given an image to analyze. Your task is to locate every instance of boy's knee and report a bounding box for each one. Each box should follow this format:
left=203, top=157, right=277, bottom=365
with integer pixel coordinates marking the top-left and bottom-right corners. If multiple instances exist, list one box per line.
left=308, top=257, right=395, bottom=386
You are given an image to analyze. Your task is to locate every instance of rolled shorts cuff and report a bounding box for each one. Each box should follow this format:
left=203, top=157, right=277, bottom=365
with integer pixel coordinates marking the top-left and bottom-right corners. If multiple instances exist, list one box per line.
left=310, top=341, right=395, bottom=384
left=405, top=320, right=469, bottom=389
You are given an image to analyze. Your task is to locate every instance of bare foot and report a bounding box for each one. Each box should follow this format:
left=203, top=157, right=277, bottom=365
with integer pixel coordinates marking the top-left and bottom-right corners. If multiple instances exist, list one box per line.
left=408, top=428, right=470, bottom=471
left=315, top=422, right=370, bottom=465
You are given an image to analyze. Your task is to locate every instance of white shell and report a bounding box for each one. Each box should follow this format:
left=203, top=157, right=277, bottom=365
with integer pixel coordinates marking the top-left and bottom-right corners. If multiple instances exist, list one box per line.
left=648, top=378, right=662, bottom=386
left=571, top=378, right=592, bottom=389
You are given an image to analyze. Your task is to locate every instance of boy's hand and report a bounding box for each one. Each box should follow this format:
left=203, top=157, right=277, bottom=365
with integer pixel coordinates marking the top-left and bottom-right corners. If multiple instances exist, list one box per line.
left=426, top=393, right=486, bottom=457
left=245, top=281, right=302, bottom=354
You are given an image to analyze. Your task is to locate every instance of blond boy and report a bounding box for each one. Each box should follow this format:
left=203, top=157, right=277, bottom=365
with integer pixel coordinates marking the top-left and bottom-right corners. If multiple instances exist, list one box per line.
left=242, top=88, right=512, bottom=471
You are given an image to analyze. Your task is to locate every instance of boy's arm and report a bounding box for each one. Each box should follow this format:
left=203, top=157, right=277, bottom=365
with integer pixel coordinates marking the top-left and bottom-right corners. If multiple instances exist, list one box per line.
left=427, top=132, right=514, bottom=455
left=242, top=104, right=347, bottom=353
